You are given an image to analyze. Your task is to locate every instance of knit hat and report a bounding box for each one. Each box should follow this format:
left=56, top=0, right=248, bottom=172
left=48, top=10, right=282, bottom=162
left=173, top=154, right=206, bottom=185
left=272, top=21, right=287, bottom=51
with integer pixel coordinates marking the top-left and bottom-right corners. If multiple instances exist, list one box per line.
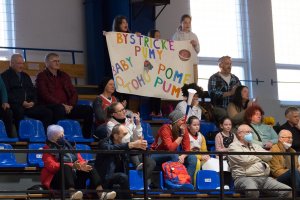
left=98, top=77, right=114, bottom=94
left=169, top=110, right=185, bottom=124
left=47, top=125, right=64, bottom=142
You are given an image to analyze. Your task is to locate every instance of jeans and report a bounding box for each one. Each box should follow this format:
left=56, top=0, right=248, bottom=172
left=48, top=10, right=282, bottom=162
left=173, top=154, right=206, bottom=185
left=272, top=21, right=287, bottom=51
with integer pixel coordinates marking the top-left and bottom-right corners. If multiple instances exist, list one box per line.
left=152, top=154, right=197, bottom=184
left=277, top=169, right=300, bottom=195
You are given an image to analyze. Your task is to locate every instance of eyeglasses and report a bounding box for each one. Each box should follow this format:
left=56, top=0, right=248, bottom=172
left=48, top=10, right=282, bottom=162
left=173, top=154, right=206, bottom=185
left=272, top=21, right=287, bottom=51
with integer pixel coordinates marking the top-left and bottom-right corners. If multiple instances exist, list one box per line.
left=50, top=60, right=60, bottom=63
left=114, top=108, right=125, bottom=113
left=281, top=136, right=293, bottom=139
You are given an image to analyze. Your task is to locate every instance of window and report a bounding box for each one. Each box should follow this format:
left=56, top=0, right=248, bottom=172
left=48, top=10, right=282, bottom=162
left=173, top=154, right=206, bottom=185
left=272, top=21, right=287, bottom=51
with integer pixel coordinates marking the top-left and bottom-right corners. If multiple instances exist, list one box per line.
left=0, top=0, right=15, bottom=60
left=190, top=0, right=250, bottom=91
left=272, top=0, right=300, bottom=102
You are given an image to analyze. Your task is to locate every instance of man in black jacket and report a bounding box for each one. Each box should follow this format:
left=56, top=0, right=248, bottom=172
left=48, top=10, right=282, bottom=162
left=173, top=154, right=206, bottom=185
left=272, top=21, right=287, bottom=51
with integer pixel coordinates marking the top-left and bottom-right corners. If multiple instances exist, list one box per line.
left=95, top=124, right=155, bottom=200
left=1, top=54, right=53, bottom=131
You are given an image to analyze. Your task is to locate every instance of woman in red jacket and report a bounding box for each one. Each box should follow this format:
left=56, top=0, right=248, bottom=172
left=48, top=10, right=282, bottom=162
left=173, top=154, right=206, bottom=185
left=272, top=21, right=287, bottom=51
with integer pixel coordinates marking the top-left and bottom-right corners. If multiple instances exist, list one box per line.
left=41, top=125, right=116, bottom=200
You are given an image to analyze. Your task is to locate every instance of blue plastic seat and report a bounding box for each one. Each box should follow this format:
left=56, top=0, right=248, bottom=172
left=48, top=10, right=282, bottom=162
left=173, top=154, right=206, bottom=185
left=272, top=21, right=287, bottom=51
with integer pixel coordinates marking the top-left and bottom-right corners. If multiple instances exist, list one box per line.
left=19, top=119, right=46, bottom=142
left=140, top=121, right=154, bottom=145
left=77, top=100, right=92, bottom=106
left=75, top=144, right=93, bottom=161
left=200, top=121, right=218, bottom=145
left=0, top=120, right=18, bottom=142
left=57, top=120, right=94, bottom=142
left=0, top=143, right=27, bottom=167
left=196, top=170, right=234, bottom=195
left=27, top=143, right=45, bottom=168
left=129, top=170, right=161, bottom=195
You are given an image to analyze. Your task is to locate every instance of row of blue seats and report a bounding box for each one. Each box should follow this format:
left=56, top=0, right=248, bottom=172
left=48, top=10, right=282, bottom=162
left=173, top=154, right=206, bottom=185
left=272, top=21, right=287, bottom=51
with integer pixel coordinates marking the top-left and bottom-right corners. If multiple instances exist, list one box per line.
left=0, top=143, right=92, bottom=168
left=129, top=169, right=236, bottom=195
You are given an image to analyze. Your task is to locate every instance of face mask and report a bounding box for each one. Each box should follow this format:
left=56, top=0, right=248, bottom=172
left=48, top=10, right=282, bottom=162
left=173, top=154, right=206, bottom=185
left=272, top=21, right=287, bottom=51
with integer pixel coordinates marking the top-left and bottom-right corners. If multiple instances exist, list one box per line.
left=283, top=142, right=292, bottom=150
left=56, top=137, right=66, bottom=146
left=244, top=133, right=253, bottom=143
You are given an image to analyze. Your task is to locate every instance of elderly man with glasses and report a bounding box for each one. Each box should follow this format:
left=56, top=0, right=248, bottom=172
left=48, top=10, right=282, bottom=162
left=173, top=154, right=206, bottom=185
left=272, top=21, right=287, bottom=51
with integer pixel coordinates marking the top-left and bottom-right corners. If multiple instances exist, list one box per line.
left=228, top=124, right=292, bottom=198
left=269, top=129, right=300, bottom=195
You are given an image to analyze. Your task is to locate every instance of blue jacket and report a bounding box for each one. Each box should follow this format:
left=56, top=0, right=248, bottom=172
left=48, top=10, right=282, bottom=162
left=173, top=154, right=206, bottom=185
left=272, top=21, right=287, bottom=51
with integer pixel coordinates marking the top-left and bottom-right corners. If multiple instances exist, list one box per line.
left=95, top=137, right=129, bottom=181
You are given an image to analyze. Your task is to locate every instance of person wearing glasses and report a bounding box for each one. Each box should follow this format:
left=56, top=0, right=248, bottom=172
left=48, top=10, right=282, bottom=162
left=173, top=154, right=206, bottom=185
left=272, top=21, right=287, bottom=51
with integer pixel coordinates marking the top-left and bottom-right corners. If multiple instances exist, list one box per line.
left=228, top=124, right=292, bottom=198
left=35, top=53, right=93, bottom=138
left=268, top=129, right=300, bottom=195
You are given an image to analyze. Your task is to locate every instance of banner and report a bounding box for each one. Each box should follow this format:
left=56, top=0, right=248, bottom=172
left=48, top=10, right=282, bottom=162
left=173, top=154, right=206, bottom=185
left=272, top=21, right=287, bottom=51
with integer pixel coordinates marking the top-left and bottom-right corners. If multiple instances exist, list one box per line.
left=106, top=32, right=196, bottom=100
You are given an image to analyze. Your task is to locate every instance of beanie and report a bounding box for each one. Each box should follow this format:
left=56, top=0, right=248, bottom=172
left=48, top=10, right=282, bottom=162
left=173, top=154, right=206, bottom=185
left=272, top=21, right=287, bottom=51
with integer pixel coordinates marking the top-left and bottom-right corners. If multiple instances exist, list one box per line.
left=169, top=110, right=185, bottom=124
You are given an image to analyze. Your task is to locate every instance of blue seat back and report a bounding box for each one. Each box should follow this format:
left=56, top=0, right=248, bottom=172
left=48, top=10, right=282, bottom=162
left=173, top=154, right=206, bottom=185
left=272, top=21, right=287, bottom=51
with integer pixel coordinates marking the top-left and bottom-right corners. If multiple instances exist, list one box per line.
left=0, top=120, right=18, bottom=142
left=58, top=120, right=87, bottom=142
left=129, top=170, right=144, bottom=190
left=200, top=121, right=218, bottom=137
left=28, top=143, right=45, bottom=167
left=19, top=119, right=46, bottom=142
left=141, top=121, right=154, bottom=144
left=75, top=144, right=93, bottom=161
left=0, top=143, right=27, bottom=167
left=77, top=100, right=92, bottom=106
left=57, top=120, right=73, bottom=139
left=196, top=170, right=220, bottom=191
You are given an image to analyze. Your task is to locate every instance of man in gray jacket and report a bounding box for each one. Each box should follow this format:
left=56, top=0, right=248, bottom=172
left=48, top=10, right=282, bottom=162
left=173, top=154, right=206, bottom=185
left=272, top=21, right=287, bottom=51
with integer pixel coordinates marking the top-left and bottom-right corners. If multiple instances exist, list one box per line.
left=228, top=124, right=292, bottom=198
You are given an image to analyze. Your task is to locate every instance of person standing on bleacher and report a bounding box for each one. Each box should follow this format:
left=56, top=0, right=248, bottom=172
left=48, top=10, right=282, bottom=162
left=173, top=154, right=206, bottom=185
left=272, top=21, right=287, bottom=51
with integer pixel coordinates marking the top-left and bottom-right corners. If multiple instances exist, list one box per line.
left=36, top=53, right=93, bottom=138
left=1, top=54, right=53, bottom=133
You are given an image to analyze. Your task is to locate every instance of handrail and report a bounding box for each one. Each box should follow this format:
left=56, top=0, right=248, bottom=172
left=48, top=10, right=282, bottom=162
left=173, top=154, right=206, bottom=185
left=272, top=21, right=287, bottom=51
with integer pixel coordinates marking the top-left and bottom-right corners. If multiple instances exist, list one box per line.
left=1, top=149, right=299, bottom=200
left=0, top=46, right=83, bottom=64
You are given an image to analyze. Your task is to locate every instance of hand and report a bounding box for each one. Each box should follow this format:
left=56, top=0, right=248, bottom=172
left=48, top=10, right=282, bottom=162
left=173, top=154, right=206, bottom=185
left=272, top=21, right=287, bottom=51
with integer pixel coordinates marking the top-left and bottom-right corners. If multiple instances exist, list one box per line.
left=121, top=100, right=127, bottom=108
left=2, top=103, right=10, bottom=110
left=73, top=160, right=81, bottom=170
left=202, top=155, right=210, bottom=162
left=135, top=32, right=141, bottom=36
left=103, top=31, right=107, bottom=36
left=230, top=85, right=239, bottom=96
left=63, top=104, right=73, bottom=114
left=190, top=40, right=197, bottom=48
left=178, top=154, right=187, bottom=163
left=264, top=141, right=273, bottom=149
left=130, top=139, right=147, bottom=150
left=79, top=162, right=92, bottom=172
left=179, top=124, right=187, bottom=137
left=133, top=112, right=141, bottom=125
left=22, top=101, right=34, bottom=108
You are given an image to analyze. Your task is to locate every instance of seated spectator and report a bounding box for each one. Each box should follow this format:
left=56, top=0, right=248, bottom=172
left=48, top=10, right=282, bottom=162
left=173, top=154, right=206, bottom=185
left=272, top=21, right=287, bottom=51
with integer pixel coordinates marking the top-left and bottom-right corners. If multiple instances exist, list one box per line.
left=244, top=105, right=278, bottom=150
left=150, top=110, right=197, bottom=184
left=95, top=124, right=149, bottom=200
left=228, top=124, right=292, bottom=198
left=36, top=53, right=93, bottom=138
left=2, top=54, right=52, bottom=132
left=280, top=107, right=300, bottom=152
left=227, top=85, right=256, bottom=127
left=148, top=29, right=160, bottom=39
left=215, top=117, right=237, bottom=152
left=0, top=75, right=13, bottom=137
left=106, top=102, right=145, bottom=169
left=175, top=83, right=203, bottom=120
left=269, top=129, right=300, bottom=195
left=208, top=56, right=241, bottom=122
left=186, top=116, right=209, bottom=182
left=93, top=77, right=117, bottom=127
left=41, top=125, right=116, bottom=200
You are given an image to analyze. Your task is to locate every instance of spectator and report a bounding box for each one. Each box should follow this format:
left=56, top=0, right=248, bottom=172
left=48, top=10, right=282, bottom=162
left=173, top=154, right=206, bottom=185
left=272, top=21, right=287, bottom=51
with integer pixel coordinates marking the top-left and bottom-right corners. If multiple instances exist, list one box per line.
left=208, top=56, right=241, bottom=122
left=148, top=29, right=160, bottom=39
left=269, top=129, right=300, bottom=195
left=227, top=85, right=256, bottom=126
left=36, top=53, right=93, bottom=138
left=93, top=77, right=117, bottom=127
left=172, top=14, right=200, bottom=54
left=280, top=107, right=300, bottom=152
left=106, top=102, right=146, bottom=169
left=228, top=124, right=292, bottom=198
left=0, top=75, right=13, bottom=137
left=95, top=124, right=149, bottom=200
left=2, top=54, right=52, bottom=132
left=244, top=105, right=278, bottom=150
left=150, top=110, right=197, bottom=184
left=41, top=125, right=116, bottom=200
left=175, top=83, right=203, bottom=120
left=215, top=117, right=237, bottom=152
left=112, top=15, right=130, bottom=33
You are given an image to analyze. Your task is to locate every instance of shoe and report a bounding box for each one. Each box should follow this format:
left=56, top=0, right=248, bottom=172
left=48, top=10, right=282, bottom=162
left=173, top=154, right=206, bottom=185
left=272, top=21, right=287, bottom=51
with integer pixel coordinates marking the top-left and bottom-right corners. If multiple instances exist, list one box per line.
left=100, top=191, right=116, bottom=200
left=224, top=185, right=230, bottom=190
left=136, top=163, right=143, bottom=170
left=70, top=191, right=83, bottom=200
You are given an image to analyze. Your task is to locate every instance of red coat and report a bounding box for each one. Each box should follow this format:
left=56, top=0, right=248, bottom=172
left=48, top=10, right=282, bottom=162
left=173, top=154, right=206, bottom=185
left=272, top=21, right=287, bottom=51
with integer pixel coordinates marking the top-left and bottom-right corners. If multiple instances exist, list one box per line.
left=150, top=124, right=190, bottom=151
left=40, top=145, right=85, bottom=189
left=36, top=68, right=78, bottom=106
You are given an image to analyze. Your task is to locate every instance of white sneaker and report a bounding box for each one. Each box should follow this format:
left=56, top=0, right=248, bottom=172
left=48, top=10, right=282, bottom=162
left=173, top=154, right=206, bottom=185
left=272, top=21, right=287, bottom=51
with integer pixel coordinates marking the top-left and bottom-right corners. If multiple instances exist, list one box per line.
left=70, top=191, right=83, bottom=200
left=100, top=191, right=117, bottom=200
left=136, top=163, right=143, bottom=170
left=224, top=185, right=230, bottom=190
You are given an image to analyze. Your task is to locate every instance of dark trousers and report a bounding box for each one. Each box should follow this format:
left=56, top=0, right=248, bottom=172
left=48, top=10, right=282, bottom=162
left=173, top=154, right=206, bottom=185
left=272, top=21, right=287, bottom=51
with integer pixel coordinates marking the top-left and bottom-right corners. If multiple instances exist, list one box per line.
left=50, top=164, right=102, bottom=190
left=11, top=104, right=53, bottom=131
left=0, top=108, right=14, bottom=137
left=105, top=172, right=131, bottom=200
left=277, top=169, right=300, bottom=195
left=46, top=104, right=94, bottom=138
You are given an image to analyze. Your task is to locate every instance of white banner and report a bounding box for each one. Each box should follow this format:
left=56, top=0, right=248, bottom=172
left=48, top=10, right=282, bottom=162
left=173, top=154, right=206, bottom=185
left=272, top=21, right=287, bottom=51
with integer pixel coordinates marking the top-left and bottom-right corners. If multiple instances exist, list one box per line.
left=106, top=32, right=196, bottom=100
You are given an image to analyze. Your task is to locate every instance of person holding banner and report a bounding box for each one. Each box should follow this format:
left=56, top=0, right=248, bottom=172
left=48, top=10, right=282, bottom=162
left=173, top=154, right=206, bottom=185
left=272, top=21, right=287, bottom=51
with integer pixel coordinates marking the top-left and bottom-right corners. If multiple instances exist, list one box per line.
left=150, top=110, right=197, bottom=184
left=175, top=83, right=203, bottom=120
